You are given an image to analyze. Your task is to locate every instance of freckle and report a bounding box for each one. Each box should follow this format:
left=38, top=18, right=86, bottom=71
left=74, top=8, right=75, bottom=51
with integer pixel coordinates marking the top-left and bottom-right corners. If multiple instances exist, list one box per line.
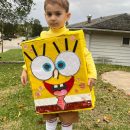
left=30, top=48, right=33, bottom=52
left=79, top=83, right=86, bottom=89
left=39, top=86, right=44, bottom=91
left=24, top=45, right=28, bottom=49
left=35, top=92, right=41, bottom=97
left=75, top=89, right=79, bottom=93
left=70, top=35, right=76, bottom=41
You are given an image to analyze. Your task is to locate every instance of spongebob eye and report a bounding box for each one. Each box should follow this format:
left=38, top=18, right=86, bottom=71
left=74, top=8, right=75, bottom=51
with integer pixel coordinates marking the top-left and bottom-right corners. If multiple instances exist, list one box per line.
left=42, top=63, right=52, bottom=72
left=55, top=52, right=80, bottom=76
left=31, top=56, right=54, bottom=80
left=56, top=60, right=66, bottom=70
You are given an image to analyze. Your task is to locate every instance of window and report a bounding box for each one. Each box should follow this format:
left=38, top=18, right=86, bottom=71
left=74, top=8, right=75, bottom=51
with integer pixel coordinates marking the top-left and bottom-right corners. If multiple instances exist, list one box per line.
left=122, top=38, right=130, bottom=46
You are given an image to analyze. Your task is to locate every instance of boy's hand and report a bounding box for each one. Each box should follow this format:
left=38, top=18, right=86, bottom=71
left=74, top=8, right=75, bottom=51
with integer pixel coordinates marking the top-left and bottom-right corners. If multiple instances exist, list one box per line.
left=21, top=69, right=28, bottom=86
left=88, top=78, right=96, bottom=91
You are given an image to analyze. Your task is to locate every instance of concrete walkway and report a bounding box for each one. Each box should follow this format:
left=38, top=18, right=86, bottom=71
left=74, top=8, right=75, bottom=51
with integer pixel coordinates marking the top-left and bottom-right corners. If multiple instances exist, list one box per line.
left=0, top=37, right=22, bottom=52
left=101, top=71, right=130, bottom=95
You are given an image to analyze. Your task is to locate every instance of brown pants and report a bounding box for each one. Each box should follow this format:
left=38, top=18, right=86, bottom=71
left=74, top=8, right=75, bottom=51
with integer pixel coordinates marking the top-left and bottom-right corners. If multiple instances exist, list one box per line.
left=43, top=111, right=79, bottom=124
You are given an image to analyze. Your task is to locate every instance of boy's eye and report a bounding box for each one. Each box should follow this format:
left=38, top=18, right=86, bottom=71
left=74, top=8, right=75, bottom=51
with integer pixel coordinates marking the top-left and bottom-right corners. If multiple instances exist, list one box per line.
left=46, top=12, right=52, bottom=17
left=55, top=12, right=62, bottom=16
left=46, top=12, right=62, bottom=17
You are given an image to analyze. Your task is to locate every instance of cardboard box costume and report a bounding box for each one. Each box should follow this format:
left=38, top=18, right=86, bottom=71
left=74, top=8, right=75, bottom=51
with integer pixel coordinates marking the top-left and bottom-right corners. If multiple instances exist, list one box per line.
left=21, top=30, right=95, bottom=114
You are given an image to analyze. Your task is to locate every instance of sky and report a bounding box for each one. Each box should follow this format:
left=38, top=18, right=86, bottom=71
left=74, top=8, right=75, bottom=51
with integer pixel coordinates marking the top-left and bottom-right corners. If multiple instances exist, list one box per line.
left=29, top=0, right=130, bottom=26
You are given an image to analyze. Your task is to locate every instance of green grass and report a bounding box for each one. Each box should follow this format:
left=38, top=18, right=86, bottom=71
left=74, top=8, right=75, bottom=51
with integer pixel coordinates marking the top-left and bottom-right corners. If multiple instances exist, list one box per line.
left=0, top=49, right=23, bottom=61
left=0, top=50, right=130, bottom=130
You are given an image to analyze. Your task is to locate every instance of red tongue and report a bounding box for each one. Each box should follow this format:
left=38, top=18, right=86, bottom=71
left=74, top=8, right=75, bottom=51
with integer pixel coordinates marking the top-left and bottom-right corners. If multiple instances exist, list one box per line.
left=57, top=96, right=66, bottom=110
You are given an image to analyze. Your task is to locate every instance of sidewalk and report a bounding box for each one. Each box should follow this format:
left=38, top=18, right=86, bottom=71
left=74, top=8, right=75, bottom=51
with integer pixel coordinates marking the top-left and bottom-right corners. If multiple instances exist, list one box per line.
left=0, top=37, right=22, bottom=52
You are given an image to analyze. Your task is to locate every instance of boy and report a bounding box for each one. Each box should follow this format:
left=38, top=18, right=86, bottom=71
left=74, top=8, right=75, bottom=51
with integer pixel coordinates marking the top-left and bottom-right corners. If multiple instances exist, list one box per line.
left=21, top=0, right=97, bottom=130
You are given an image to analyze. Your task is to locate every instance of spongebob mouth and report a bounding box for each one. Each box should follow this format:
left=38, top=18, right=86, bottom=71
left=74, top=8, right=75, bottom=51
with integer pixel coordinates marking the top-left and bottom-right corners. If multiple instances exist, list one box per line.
left=43, top=76, right=74, bottom=96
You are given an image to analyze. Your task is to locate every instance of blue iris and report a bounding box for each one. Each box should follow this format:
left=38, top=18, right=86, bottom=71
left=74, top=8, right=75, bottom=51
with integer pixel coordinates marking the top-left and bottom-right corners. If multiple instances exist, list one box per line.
left=56, top=60, right=66, bottom=70
left=42, top=63, right=52, bottom=72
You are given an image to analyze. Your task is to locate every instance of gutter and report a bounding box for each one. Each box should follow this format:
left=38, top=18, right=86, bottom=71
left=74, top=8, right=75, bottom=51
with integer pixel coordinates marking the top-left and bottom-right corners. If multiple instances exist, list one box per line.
left=69, top=27, right=130, bottom=34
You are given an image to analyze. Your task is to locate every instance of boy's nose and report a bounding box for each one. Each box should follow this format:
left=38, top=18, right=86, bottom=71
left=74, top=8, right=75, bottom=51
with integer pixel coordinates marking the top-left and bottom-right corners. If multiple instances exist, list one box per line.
left=53, top=69, right=59, bottom=79
left=50, top=15, right=56, bottom=21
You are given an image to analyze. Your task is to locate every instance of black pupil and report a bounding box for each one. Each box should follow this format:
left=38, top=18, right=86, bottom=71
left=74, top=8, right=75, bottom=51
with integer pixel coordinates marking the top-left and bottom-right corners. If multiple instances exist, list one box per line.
left=44, top=64, right=50, bottom=70
left=58, top=63, right=63, bottom=68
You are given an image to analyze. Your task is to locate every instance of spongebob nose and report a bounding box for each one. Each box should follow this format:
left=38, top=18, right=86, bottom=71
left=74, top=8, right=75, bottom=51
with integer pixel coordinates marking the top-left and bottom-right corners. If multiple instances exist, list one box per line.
left=53, top=69, right=59, bottom=79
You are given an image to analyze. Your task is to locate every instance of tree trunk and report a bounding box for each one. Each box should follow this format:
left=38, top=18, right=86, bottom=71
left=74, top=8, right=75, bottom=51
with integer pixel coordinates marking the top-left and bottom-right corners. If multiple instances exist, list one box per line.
left=1, top=37, right=3, bottom=53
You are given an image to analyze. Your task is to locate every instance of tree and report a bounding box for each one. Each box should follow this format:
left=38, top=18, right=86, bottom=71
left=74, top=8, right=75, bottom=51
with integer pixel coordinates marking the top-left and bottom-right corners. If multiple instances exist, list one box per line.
left=31, top=19, right=43, bottom=37
left=0, top=0, right=34, bottom=52
left=0, top=0, right=34, bottom=23
left=3, top=23, right=17, bottom=37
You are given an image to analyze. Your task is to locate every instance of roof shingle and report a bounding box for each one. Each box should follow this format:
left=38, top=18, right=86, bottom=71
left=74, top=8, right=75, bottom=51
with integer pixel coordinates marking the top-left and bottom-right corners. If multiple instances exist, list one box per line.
left=69, top=13, right=130, bottom=31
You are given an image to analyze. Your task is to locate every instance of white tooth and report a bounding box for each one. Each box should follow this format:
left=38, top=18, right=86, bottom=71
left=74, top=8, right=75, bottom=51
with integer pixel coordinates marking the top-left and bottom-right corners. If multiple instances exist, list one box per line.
left=54, top=85, right=58, bottom=88
left=60, top=84, right=63, bottom=87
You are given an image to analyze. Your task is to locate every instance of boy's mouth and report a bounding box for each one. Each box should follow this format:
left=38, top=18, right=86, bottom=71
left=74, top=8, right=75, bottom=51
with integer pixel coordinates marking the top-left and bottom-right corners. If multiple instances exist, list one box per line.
left=49, top=23, right=59, bottom=27
left=43, top=76, right=74, bottom=96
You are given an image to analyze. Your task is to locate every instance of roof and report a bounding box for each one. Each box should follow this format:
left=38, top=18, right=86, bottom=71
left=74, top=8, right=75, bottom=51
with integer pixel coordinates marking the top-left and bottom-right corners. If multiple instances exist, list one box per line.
left=69, top=13, right=130, bottom=32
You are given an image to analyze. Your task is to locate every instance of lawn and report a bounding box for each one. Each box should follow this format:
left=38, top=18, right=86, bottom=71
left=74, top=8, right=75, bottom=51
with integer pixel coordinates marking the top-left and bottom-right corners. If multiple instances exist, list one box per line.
left=0, top=49, right=23, bottom=61
left=0, top=50, right=130, bottom=130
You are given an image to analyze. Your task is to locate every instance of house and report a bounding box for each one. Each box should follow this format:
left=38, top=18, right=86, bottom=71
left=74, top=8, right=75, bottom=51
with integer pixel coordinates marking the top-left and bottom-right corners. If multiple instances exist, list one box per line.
left=69, top=13, right=130, bottom=66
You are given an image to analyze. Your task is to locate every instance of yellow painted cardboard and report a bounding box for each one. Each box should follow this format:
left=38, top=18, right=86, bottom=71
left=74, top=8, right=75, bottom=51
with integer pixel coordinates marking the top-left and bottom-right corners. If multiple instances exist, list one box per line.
left=21, top=30, right=95, bottom=114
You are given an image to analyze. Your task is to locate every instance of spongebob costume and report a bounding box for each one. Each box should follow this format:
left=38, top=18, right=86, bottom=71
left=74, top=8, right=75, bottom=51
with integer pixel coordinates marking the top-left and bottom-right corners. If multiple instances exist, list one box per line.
left=21, top=27, right=97, bottom=118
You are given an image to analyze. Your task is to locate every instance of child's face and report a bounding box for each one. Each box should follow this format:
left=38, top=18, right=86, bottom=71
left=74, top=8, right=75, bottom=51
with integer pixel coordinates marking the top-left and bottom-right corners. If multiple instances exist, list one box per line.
left=45, top=3, right=71, bottom=29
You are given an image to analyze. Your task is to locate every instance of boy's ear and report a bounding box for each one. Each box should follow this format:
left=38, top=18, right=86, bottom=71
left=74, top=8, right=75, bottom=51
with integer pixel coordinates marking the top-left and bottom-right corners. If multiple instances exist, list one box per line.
left=66, top=12, right=71, bottom=20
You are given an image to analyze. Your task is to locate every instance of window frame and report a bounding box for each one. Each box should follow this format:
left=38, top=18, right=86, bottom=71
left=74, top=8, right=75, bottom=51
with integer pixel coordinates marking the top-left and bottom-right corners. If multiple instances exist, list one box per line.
left=122, top=37, right=130, bottom=46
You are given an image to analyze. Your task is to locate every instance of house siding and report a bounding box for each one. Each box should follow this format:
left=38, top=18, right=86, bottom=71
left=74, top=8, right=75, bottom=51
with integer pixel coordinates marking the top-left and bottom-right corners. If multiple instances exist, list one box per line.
left=86, top=33, right=130, bottom=66
left=85, top=34, right=90, bottom=50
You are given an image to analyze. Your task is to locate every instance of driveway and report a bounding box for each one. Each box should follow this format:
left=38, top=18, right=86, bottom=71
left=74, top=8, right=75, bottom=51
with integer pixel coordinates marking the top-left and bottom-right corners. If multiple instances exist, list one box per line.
left=101, top=71, right=130, bottom=95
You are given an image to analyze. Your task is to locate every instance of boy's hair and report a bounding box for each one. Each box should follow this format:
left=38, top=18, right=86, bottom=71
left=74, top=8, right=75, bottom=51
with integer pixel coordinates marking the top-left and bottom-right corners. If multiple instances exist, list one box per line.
left=44, top=0, right=69, bottom=12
